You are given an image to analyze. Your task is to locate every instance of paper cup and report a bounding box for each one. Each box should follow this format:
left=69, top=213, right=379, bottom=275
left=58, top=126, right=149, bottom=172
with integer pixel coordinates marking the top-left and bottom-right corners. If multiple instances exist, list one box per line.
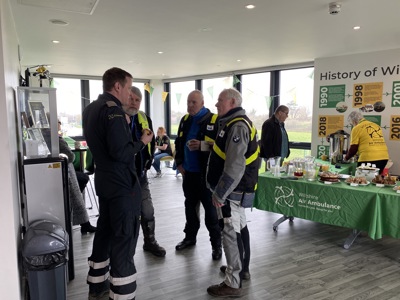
left=200, top=141, right=211, bottom=151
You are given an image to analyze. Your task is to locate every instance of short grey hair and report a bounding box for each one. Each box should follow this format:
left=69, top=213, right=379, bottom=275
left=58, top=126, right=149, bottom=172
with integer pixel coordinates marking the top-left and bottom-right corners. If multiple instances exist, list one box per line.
left=221, top=88, right=242, bottom=106
left=274, top=105, right=289, bottom=115
left=348, top=111, right=363, bottom=124
left=131, top=86, right=142, bottom=100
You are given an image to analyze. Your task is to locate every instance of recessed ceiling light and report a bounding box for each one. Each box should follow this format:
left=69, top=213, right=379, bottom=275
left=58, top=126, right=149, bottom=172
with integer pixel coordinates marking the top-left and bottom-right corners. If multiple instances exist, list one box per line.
left=246, top=4, right=255, bottom=9
left=199, top=27, right=212, bottom=32
left=157, top=51, right=164, bottom=54
left=49, top=19, right=69, bottom=26
left=353, top=26, right=361, bottom=30
left=52, top=40, right=60, bottom=44
left=237, top=59, right=241, bottom=62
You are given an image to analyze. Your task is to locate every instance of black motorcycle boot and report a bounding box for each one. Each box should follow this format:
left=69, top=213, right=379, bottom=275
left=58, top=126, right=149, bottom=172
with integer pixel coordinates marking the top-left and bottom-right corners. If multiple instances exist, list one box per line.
left=142, top=220, right=166, bottom=257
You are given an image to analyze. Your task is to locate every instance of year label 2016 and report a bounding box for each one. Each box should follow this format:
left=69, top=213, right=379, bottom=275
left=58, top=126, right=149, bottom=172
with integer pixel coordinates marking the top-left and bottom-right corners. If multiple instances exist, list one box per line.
left=390, top=115, right=400, bottom=140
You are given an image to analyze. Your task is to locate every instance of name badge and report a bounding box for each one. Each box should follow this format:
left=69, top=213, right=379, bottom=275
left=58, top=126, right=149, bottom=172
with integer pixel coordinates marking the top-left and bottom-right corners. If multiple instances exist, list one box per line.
left=207, top=125, right=214, bottom=130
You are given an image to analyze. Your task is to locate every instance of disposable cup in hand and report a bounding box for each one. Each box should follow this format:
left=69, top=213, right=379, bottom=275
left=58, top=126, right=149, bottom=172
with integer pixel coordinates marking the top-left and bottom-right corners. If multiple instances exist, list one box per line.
left=200, top=141, right=211, bottom=151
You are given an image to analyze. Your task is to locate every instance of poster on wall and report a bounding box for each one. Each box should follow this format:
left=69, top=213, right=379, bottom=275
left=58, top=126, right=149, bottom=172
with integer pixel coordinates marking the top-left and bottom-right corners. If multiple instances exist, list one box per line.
left=312, top=48, right=400, bottom=175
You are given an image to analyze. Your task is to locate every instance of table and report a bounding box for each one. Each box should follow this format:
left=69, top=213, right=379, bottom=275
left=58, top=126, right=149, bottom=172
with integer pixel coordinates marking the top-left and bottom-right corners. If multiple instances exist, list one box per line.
left=253, top=167, right=400, bottom=249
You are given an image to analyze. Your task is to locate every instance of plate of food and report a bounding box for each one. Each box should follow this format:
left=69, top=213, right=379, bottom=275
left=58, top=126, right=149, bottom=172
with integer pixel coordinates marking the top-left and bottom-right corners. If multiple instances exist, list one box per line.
left=371, top=175, right=398, bottom=187
left=345, top=176, right=370, bottom=186
left=318, top=171, right=340, bottom=183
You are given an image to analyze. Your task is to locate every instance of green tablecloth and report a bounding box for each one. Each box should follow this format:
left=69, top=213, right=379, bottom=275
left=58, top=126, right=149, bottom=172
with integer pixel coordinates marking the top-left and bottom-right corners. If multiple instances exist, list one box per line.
left=254, top=171, right=400, bottom=240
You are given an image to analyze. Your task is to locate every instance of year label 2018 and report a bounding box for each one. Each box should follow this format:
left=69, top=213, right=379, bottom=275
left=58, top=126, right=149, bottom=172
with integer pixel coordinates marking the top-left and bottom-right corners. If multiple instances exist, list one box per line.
left=318, top=116, right=327, bottom=137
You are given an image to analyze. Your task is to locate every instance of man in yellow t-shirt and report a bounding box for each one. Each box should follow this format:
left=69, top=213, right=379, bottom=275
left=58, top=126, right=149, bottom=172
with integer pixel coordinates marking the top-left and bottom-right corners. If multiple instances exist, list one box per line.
left=345, top=111, right=389, bottom=174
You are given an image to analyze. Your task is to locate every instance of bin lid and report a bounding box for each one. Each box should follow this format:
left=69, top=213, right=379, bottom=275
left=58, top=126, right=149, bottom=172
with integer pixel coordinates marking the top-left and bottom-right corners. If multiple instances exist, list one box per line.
left=22, top=220, right=69, bottom=256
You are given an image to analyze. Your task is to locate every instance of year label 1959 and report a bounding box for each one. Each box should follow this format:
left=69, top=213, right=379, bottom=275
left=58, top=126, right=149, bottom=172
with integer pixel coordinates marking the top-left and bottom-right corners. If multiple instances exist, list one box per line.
left=390, top=115, right=400, bottom=140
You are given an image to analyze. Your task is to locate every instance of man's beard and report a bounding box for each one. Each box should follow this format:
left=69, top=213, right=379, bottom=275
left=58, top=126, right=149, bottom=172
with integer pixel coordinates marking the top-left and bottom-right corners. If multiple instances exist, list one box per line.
left=122, top=106, right=138, bottom=116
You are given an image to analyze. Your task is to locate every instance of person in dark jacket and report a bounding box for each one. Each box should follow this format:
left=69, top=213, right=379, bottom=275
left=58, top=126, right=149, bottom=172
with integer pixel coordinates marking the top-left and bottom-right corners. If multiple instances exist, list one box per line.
left=152, top=126, right=173, bottom=176
left=260, top=105, right=290, bottom=166
left=83, top=67, right=152, bottom=300
left=174, top=90, right=222, bottom=260
left=122, top=86, right=166, bottom=257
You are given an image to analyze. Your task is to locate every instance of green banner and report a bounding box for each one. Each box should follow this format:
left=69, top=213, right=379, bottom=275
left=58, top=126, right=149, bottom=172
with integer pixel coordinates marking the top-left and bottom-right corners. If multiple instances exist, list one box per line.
left=254, top=171, right=400, bottom=240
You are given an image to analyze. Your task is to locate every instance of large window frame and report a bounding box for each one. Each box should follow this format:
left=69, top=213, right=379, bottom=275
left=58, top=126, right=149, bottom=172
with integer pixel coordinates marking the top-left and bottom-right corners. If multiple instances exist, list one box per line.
left=164, top=64, right=313, bottom=152
left=53, top=75, right=149, bottom=140
left=53, top=63, right=314, bottom=154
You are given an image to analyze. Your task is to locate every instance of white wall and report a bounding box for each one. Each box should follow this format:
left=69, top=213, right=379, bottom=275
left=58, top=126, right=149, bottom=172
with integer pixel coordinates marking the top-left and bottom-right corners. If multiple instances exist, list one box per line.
left=0, top=0, right=24, bottom=298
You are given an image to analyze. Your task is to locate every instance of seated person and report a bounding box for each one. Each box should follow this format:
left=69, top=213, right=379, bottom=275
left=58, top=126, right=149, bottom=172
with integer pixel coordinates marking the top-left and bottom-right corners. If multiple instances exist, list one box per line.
left=152, top=126, right=173, bottom=176
left=58, top=121, right=96, bottom=234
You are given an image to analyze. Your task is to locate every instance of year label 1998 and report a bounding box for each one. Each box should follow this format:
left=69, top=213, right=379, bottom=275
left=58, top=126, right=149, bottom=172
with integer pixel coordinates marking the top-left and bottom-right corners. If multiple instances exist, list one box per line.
left=353, top=84, right=364, bottom=107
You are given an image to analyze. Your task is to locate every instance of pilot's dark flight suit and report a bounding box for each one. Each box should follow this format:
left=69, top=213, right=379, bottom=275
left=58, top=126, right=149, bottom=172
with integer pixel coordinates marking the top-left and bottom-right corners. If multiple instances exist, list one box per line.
left=83, top=92, right=142, bottom=300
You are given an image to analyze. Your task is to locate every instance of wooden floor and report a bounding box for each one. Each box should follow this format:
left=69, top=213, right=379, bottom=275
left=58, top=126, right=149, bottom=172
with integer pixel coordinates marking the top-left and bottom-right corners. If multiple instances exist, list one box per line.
left=67, top=172, right=400, bottom=300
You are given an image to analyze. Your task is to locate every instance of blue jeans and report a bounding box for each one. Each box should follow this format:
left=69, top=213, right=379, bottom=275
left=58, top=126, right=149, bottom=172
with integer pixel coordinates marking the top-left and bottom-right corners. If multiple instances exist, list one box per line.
left=152, top=152, right=170, bottom=173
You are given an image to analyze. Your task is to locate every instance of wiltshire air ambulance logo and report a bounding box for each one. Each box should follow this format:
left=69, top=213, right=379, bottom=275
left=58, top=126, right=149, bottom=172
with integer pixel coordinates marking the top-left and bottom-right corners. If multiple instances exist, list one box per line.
left=274, top=186, right=295, bottom=207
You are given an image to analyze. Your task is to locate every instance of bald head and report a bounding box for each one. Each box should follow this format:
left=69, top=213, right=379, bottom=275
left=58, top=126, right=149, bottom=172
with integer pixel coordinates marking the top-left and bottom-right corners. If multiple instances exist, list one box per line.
left=187, top=90, right=204, bottom=116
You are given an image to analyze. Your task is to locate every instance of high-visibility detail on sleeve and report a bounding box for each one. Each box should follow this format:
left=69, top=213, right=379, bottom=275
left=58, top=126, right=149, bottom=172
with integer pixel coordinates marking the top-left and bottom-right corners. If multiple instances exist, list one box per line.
left=109, top=290, right=136, bottom=300
left=213, top=143, right=226, bottom=160
left=88, top=259, right=110, bottom=269
left=204, top=136, right=215, bottom=143
left=210, top=114, right=218, bottom=124
left=110, top=273, right=138, bottom=286
left=87, top=271, right=110, bottom=284
left=246, top=145, right=260, bottom=165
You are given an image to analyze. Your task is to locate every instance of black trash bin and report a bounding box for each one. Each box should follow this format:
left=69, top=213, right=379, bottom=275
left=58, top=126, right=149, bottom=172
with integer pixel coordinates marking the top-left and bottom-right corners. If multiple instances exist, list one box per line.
left=22, top=220, right=69, bottom=300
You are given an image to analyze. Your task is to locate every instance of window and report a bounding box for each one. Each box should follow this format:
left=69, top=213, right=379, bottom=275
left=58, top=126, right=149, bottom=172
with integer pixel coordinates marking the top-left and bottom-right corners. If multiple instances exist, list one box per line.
left=169, top=81, right=195, bottom=136
left=280, top=67, right=314, bottom=159
left=89, top=80, right=146, bottom=111
left=202, top=76, right=233, bottom=113
left=89, top=80, right=102, bottom=102
left=241, top=72, right=271, bottom=132
left=54, top=78, right=82, bottom=137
